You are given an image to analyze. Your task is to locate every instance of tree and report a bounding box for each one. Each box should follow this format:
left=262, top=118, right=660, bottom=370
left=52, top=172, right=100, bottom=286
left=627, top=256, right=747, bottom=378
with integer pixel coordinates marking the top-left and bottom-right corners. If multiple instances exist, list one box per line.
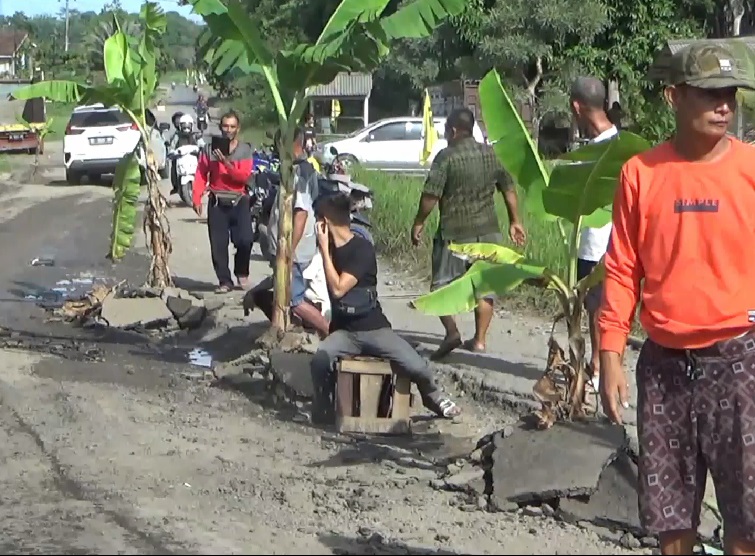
left=11, top=2, right=173, bottom=288
left=455, top=0, right=609, bottom=143
left=587, top=0, right=709, bottom=143
left=411, top=70, right=651, bottom=428
left=189, top=0, right=468, bottom=335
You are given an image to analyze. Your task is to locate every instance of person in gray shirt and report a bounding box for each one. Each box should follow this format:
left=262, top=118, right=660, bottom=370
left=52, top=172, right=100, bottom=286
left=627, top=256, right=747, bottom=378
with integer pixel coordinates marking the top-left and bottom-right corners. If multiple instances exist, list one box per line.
left=264, top=127, right=330, bottom=337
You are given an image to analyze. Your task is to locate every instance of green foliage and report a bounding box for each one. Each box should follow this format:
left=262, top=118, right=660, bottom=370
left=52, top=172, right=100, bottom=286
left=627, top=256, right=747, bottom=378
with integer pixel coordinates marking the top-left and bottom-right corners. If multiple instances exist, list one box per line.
left=10, top=2, right=167, bottom=262
left=110, top=153, right=143, bottom=259
left=590, top=0, right=708, bottom=140
left=193, top=0, right=467, bottom=128
left=479, top=70, right=552, bottom=219
left=0, top=5, right=200, bottom=81
left=411, top=70, right=651, bottom=318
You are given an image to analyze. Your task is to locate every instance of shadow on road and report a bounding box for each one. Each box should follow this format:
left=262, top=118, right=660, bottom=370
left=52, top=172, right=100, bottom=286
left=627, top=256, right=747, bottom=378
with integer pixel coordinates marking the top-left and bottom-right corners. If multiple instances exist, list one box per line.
left=398, top=330, right=543, bottom=380
left=317, top=532, right=461, bottom=555
left=305, top=431, right=448, bottom=471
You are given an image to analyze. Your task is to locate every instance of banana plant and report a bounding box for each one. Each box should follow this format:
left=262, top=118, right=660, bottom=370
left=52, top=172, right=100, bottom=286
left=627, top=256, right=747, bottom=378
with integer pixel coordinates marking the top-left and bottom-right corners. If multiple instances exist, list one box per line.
left=15, top=116, right=54, bottom=175
left=411, top=69, right=651, bottom=429
left=188, top=0, right=467, bottom=335
left=10, top=2, right=172, bottom=287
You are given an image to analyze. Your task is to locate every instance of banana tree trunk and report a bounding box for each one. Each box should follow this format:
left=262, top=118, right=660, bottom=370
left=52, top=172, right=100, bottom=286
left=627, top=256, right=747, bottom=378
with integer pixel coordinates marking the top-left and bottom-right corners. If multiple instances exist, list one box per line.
left=565, top=302, right=588, bottom=419
left=271, top=145, right=295, bottom=333
left=143, top=148, right=173, bottom=288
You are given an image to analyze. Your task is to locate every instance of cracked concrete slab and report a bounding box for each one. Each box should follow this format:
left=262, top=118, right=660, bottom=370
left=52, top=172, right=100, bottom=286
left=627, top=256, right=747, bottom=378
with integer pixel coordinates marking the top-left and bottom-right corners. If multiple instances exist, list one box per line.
left=489, top=420, right=626, bottom=507
left=100, top=297, right=174, bottom=329
left=268, top=350, right=315, bottom=398
left=560, top=452, right=642, bottom=533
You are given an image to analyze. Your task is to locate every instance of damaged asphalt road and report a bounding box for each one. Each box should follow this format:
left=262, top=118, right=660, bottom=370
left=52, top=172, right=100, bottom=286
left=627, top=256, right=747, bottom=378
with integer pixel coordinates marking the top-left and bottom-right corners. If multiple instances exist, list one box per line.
left=0, top=86, right=687, bottom=555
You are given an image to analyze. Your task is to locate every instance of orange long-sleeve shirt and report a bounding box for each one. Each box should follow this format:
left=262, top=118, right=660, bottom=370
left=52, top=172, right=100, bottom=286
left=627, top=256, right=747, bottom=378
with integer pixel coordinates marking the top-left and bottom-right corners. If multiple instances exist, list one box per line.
left=599, top=137, right=755, bottom=352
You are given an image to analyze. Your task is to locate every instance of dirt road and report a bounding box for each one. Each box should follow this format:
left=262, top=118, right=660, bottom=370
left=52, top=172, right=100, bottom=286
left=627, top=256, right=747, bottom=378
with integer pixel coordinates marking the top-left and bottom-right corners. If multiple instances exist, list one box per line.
left=0, top=90, right=651, bottom=554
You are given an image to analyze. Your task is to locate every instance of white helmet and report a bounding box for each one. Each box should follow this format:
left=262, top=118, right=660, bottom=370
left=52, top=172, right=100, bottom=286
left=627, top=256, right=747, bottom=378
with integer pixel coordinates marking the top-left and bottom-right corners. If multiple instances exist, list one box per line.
left=178, top=113, right=195, bottom=134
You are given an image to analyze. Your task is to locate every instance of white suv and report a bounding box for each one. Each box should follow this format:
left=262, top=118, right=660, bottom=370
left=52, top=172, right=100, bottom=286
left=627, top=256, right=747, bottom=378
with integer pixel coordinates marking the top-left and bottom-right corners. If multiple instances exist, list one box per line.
left=319, top=116, right=486, bottom=173
left=63, top=104, right=169, bottom=185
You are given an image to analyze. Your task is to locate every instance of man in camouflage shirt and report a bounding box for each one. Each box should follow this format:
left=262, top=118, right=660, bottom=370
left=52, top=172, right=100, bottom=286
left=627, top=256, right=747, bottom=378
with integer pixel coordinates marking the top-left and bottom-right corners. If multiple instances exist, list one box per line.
left=412, top=108, right=526, bottom=360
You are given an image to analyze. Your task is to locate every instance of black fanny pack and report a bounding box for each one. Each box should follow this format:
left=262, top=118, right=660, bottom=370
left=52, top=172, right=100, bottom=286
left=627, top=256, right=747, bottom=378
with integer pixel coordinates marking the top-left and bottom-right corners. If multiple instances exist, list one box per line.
left=210, top=190, right=244, bottom=207
left=333, top=286, right=377, bottom=317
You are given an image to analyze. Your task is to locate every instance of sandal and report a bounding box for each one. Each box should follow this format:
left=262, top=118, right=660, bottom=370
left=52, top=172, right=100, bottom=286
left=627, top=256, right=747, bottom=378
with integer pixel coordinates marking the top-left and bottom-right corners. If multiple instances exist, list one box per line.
left=430, top=335, right=462, bottom=361
left=425, top=393, right=462, bottom=419
left=215, top=284, right=233, bottom=294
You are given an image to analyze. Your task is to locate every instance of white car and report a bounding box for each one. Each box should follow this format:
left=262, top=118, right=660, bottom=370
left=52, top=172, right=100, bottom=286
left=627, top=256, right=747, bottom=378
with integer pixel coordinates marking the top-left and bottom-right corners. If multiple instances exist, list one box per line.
left=319, top=116, right=486, bottom=173
left=63, top=104, right=169, bottom=185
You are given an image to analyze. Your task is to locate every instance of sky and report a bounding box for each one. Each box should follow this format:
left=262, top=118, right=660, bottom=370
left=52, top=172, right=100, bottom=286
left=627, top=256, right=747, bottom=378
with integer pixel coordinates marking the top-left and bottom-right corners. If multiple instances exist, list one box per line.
left=0, top=0, right=201, bottom=21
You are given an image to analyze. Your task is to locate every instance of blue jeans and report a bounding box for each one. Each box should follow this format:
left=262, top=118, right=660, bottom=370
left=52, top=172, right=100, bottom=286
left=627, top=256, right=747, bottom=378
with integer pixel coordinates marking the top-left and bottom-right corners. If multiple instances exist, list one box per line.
left=291, top=262, right=307, bottom=307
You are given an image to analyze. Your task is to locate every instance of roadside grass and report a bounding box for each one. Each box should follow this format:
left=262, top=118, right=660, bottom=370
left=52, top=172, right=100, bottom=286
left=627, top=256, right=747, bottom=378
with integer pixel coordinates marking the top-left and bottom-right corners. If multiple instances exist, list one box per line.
left=0, top=155, right=9, bottom=172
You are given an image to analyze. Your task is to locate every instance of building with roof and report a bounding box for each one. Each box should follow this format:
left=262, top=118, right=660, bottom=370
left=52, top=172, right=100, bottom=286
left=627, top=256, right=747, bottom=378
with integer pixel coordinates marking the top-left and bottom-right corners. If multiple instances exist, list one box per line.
left=307, top=72, right=372, bottom=132
left=0, top=28, right=29, bottom=78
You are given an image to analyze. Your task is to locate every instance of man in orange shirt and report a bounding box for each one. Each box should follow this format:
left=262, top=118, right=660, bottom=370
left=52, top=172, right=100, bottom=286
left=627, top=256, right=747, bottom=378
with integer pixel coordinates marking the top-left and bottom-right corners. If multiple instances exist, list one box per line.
left=599, top=43, right=755, bottom=555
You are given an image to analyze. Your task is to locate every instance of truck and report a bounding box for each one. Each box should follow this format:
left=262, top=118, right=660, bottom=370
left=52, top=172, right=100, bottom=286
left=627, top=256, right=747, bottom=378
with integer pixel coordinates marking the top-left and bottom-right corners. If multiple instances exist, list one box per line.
left=0, top=80, right=44, bottom=155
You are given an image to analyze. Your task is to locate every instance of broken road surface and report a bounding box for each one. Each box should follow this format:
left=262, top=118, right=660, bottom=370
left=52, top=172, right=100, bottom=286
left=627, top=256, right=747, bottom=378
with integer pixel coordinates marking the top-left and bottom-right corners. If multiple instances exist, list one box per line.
left=0, top=86, right=659, bottom=554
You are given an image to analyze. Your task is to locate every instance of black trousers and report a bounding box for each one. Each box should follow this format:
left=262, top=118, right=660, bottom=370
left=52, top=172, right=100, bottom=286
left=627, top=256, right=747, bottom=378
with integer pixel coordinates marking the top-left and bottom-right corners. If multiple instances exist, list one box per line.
left=207, top=193, right=253, bottom=285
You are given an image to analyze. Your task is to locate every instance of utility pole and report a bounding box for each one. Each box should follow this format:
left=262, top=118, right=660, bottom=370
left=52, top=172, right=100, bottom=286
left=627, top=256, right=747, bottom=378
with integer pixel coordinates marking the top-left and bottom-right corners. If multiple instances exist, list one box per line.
left=61, top=0, right=72, bottom=52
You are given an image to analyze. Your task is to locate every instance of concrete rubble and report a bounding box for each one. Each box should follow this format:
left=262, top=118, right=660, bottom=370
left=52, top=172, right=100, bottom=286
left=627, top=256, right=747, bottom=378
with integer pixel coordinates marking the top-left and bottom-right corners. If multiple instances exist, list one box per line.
left=211, top=330, right=319, bottom=394
left=98, top=286, right=220, bottom=330
left=428, top=417, right=724, bottom=549
left=99, top=296, right=175, bottom=329
left=488, top=420, right=626, bottom=505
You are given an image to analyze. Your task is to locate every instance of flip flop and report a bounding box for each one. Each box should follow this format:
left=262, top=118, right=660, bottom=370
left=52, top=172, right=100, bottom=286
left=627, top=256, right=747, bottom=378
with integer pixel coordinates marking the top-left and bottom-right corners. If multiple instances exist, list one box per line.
left=430, top=336, right=462, bottom=361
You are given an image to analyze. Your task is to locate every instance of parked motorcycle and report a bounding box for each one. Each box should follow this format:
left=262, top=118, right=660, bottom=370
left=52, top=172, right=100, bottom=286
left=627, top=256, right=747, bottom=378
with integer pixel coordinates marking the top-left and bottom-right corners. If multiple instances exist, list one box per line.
left=168, top=136, right=205, bottom=207
left=250, top=145, right=281, bottom=246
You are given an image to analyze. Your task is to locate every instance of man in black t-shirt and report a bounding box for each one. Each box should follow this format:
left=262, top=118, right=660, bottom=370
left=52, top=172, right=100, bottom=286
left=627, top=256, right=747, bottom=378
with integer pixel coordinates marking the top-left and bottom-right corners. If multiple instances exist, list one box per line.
left=310, top=193, right=462, bottom=424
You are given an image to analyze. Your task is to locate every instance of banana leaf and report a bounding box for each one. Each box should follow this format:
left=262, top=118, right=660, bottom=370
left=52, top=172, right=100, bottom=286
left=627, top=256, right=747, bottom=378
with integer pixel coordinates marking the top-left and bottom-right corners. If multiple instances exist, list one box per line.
left=137, top=2, right=167, bottom=100
left=109, top=152, right=142, bottom=260
left=447, top=242, right=525, bottom=265
left=191, top=0, right=466, bottom=103
left=191, top=0, right=273, bottom=77
left=479, top=69, right=554, bottom=221
left=544, top=131, right=650, bottom=228
left=411, top=259, right=547, bottom=316
left=104, top=29, right=137, bottom=91
left=380, top=0, right=467, bottom=39
left=317, top=0, right=392, bottom=43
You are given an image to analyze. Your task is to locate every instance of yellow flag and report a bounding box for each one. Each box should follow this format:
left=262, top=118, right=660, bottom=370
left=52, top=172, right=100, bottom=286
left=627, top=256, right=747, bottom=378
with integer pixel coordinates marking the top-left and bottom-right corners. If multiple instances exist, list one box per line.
left=420, top=89, right=436, bottom=166
left=331, top=99, right=341, bottom=119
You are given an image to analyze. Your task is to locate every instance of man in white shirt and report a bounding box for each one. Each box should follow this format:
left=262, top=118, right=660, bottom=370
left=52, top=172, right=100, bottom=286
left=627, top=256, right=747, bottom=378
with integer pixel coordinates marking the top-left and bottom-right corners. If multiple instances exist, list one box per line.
left=569, top=77, right=619, bottom=391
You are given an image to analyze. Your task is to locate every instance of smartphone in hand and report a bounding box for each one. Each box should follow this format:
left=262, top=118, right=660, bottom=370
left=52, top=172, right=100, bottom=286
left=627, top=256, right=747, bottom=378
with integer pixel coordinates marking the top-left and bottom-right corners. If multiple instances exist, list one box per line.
left=210, top=135, right=231, bottom=157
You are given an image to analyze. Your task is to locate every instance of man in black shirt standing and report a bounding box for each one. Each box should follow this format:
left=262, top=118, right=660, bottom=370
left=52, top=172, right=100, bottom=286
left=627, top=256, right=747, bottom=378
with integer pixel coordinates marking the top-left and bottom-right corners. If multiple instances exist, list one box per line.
left=311, top=193, right=462, bottom=424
